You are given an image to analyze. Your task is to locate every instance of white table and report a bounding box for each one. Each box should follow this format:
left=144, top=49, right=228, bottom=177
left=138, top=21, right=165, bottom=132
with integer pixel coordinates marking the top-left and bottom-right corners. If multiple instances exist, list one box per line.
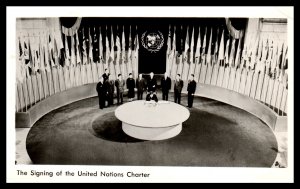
left=115, top=100, right=190, bottom=140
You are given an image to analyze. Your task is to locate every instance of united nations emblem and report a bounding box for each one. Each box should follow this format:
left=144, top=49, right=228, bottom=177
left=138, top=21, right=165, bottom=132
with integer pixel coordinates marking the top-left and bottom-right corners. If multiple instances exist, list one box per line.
left=141, top=31, right=164, bottom=53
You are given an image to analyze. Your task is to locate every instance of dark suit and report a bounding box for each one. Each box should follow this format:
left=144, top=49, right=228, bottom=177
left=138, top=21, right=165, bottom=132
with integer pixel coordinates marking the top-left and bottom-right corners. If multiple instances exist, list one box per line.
left=136, top=78, right=146, bottom=100
left=146, top=93, right=158, bottom=102
left=161, top=76, right=171, bottom=100
left=147, top=77, right=157, bottom=92
left=107, top=80, right=115, bottom=106
left=187, top=80, right=197, bottom=108
left=174, top=79, right=183, bottom=104
left=126, top=78, right=135, bottom=98
left=96, top=81, right=106, bottom=109
left=115, top=79, right=125, bottom=104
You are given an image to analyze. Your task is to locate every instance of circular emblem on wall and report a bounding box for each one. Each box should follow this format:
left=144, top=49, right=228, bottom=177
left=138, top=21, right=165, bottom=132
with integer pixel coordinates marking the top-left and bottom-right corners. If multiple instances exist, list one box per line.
left=141, top=31, right=164, bottom=53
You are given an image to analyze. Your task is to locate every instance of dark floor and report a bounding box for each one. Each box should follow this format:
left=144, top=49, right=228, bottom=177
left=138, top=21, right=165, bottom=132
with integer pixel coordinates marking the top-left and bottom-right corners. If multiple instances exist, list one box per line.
left=25, top=93, right=278, bottom=167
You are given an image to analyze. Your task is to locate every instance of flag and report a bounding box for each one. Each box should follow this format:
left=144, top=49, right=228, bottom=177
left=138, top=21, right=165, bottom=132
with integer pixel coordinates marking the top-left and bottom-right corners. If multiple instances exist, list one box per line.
left=105, top=26, right=110, bottom=68
left=183, top=26, right=189, bottom=63
left=132, top=27, right=139, bottom=77
left=99, top=26, right=104, bottom=64
left=116, top=27, right=121, bottom=63
left=64, top=35, right=70, bottom=67
left=127, top=25, right=132, bottom=63
left=166, top=25, right=172, bottom=74
left=39, top=36, right=45, bottom=72
left=92, top=27, right=99, bottom=62
left=71, top=35, right=76, bottom=66
left=44, top=34, right=51, bottom=72
left=213, top=28, right=219, bottom=64
left=121, top=25, right=126, bottom=75
left=110, top=25, right=115, bottom=62
left=170, top=26, right=177, bottom=78
left=206, top=28, right=212, bottom=65
left=88, top=27, right=93, bottom=64
left=224, top=37, right=230, bottom=66
left=16, top=37, right=26, bottom=83
left=194, top=27, right=201, bottom=64
left=189, top=26, right=194, bottom=64
left=76, top=31, right=81, bottom=64
left=218, top=29, right=225, bottom=64
left=82, top=28, right=88, bottom=65
left=234, top=38, right=242, bottom=69
left=228, top=38, right=236, bottom=67
left=201, top=27, right=207, bottom=64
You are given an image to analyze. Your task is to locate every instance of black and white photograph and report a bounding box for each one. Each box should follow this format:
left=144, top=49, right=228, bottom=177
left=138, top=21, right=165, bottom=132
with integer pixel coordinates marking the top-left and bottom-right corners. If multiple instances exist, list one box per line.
left=7, top=7, right=293, bottom=183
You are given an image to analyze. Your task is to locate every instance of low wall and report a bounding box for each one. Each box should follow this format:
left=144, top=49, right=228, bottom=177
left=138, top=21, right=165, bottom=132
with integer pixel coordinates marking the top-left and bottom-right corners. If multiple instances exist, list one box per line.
left=16, top=82, right=287, bottom=132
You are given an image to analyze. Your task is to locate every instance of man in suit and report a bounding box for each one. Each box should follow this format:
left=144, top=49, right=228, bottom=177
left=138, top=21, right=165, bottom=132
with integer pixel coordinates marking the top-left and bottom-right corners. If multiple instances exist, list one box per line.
left=146, top=91, right=158, bottom=102
left=102, top=68, right=109, bottom=82
left=187, top=74, right=197, bottom=108
left=96, top=76, right=106, bottom=109
left=126, top=73, right=135, bottom=101
left=115, top=74, right=125, bottom=104
left=107, top=74, right=115, bottom=106
left=161, top=72, right=171, bottom=101
left=147, top=72, right=157, bottom=92
left=174, top=74, right=184, bottom=104
left=136, top=74, right=146, bottom=100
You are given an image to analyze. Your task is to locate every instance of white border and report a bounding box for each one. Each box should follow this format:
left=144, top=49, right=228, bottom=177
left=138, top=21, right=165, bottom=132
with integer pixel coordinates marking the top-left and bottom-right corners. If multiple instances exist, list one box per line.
left=7, top=6, right=294, bottom=183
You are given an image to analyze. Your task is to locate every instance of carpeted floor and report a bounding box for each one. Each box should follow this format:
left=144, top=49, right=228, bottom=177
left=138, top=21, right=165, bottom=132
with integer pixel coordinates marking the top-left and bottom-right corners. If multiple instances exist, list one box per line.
left=26, top=95, right=278, bottom=167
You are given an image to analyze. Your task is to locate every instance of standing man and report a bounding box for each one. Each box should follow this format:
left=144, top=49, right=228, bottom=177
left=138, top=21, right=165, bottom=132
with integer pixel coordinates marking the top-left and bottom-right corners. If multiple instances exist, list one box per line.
left=187, top=74, right=197, bottom=108
left=136, top=74, right=146, bottom=100
left=102, top=68, right=109, bottom=82
left=126, top=73, right=135, bottom=101
left=107, top=74, right=115, bottom=106
left=174, top=74, right=184, bottom=104
left=96, top=76, right=106, bottom=109
left=161, top=72, right=171, bottom=101
left=115, top=74, right=125, bottom=104
left=147, top=72, right=157, bottom=92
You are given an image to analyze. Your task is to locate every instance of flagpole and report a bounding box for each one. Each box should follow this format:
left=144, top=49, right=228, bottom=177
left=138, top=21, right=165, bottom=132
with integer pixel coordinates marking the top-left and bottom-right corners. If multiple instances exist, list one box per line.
left=273, top=80, right=280, bottom=114
left=21, top=82, right=27, bottom=112
left=26, top=75, right=32, bottom=109
left=16, top=82, right=21, bottom=112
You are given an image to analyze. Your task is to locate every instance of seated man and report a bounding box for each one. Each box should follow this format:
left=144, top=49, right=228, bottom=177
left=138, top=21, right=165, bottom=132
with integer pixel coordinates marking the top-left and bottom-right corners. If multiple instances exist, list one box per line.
left=145, top=91, right=158, bottom=102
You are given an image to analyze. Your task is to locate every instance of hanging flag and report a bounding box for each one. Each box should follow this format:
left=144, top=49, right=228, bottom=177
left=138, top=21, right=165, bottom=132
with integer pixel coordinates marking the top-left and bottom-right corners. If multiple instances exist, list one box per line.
left=88, top=27, right=93, bottom=64
left=121, top=25, right=126, bottom=76
left=228, top=38, right=236, bottom=67
left=44, top=33, right=51, bottom=73
left=166, top=25, right=172, bottom=73
left=224, top=37, right=230, bottom=66
left=99, top=26, right=104, bottom=64
left=201, top=27, right=207, bottom=64
left=194, top=27, right=201, bottom=64
left=218, top=29, right=225, bottom=65
left=92, top=27, right=99, bottom=63
left=39, top=36, right=45, bottom=72
left=64, top=35, right=70, bottom=67
left=71, top=35, right=76, bottom=66
left=206, top=28, right=212, bottom=65
left=183, top=26, right=189, bottom=63
left=16, top=37, right=25, bottom=83
left=82, top=28, right=88, bottom=65
left=132, top=26, right=139, bottom=77
left=234, top=38, right=242, bottom=69
left=110, top=25, right=115, bottom=62
left=212, top=28, right=219, bottom=64
left=189, top=26, right=194, bottom=64
left=188, top=26, right=195, bottom=76
left=105, top=26, right=110, bottom=68
left=116, top=28, right=121, bottom=64
left=170, top=26, right=177, bottom=78
left=76, top=31, right=81, bottom=64
left=127, top=25, right=132, bottom=64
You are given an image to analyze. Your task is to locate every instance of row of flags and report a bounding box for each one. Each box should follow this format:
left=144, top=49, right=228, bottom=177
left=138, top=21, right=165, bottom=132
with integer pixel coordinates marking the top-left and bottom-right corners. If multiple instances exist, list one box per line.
left=166, top=25, right=288, bottom=82
left=16, top=26, right=140, bottom=84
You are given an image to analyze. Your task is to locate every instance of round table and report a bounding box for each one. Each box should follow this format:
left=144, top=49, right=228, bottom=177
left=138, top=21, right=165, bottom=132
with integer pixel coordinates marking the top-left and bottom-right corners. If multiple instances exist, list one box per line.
left=115, top=100, right=190, bottom=140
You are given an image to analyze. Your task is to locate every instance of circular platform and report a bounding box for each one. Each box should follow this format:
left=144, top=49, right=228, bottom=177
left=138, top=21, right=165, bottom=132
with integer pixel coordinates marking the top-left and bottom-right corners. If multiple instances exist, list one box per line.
left=26, top=96, right=278, bottom=167
left=115, top=100, right=190, bottom=140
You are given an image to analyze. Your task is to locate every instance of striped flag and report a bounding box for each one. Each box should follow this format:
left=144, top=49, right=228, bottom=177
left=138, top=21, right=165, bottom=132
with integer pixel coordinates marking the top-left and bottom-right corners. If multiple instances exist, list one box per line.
left=121, top=25, right=126, bottom=76
left=115, top=27, right=121, bottom=75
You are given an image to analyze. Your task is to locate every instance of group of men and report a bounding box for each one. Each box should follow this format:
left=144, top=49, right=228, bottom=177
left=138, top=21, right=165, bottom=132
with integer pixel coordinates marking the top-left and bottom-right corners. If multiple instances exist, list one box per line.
left=96, top=69, right=197, bottom=109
